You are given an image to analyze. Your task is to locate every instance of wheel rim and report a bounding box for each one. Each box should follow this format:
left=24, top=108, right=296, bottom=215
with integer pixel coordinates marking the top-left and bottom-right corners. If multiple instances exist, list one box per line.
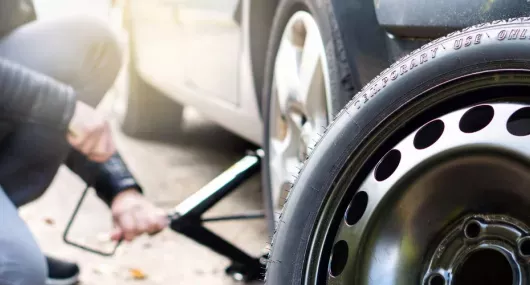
left=302, top=76, right=530, bottom=284
left=269, top=11, right=331, bottom=209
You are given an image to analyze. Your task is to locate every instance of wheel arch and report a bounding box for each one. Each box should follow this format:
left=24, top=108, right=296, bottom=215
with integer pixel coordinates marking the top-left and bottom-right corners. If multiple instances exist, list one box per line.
left=248, top=0, right=280, bottom=117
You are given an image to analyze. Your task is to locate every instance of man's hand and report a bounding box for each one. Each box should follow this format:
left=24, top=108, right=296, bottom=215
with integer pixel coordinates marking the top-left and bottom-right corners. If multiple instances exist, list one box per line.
left=110, top=189, right=168, bottom=242
left=67, top=101, right=115, bottom=162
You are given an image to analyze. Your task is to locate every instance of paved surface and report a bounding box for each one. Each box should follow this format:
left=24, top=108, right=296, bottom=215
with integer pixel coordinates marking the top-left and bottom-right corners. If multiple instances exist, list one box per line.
left=20, top=2, right=269, bottom=284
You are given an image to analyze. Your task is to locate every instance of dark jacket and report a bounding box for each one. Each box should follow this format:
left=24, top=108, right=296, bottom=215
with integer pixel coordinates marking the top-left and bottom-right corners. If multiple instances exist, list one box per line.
left=0, top=58, right=75, bottom=135
left=0, top=57, right=142, bottom=206
left=0, top=3, right=142, bottom=205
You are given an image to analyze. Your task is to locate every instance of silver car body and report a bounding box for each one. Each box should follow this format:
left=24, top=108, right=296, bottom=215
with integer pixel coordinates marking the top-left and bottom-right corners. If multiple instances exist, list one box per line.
left=128, top=0, right=263, bottom=145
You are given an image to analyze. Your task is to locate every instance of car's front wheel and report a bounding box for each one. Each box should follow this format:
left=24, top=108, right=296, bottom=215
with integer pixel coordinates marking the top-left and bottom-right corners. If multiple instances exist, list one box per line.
left=262, top=0, right=352, bottom=227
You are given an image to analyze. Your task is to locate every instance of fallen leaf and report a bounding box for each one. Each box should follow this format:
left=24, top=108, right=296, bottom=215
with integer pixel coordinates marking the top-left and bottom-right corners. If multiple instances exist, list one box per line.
left=44, top=218, right=55, bottom=225
left=129, top=268, right=147, bottom=280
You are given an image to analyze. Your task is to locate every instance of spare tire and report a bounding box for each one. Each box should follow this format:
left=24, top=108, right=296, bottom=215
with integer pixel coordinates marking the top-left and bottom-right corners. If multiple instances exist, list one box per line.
left=266, top=18, right=530, bottom=285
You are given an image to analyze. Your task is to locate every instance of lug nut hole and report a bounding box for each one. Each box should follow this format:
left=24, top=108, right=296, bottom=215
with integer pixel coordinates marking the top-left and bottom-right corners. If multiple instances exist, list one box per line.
left=345, top=191, right=368, bottom=226
left=375, top=149, right=401, bottom=181
left=518, top=237, right=530, bottom=257
left=459, top=105, right=494, bottom=133
left=329, top=240, right=349, bottom=277
left=507, top=107, right=530, bottom=136
left=414, top=119, right=445, bottom=150
left=427, top=273, right=445, bottom=285
left=464, top=221, right=481, bottom=239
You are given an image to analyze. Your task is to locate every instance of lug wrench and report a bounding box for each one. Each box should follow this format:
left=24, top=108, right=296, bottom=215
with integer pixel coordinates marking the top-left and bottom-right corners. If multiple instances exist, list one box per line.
left=63, top=149, right=267, bottom=281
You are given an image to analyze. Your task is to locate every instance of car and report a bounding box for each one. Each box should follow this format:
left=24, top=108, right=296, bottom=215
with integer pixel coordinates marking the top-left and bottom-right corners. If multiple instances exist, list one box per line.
left=121, top=0, right=356, bottom=227
left=123, top=1, right=530, bottom=284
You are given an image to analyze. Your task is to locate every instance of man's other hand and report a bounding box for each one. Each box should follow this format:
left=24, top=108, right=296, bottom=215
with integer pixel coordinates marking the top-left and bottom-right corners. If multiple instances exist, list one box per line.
left=110, top=189, right=168, bottom=242
left=67, top=101, right=115, bottom=162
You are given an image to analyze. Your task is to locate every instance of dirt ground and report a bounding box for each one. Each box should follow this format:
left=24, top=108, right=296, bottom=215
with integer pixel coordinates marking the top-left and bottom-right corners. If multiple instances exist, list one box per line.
left=19, top=3, right=268, bottom=284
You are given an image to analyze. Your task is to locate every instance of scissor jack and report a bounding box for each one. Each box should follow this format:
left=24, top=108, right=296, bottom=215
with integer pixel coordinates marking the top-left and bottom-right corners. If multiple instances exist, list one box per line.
left=64, top=149, right=270, bottom=282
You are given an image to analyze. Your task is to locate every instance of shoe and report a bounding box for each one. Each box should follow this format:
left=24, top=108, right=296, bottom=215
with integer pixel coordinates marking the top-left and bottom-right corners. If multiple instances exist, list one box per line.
left=45, top=256, right=80, bottom=285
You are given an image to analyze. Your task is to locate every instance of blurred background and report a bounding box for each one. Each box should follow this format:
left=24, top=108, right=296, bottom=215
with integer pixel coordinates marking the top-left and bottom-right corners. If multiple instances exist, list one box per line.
left=21, top=1, right=268, bottom=284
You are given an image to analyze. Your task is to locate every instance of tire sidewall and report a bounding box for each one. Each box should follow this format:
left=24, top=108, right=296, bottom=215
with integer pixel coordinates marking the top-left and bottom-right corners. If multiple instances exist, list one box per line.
left=267, top=19, right=530, bottom=284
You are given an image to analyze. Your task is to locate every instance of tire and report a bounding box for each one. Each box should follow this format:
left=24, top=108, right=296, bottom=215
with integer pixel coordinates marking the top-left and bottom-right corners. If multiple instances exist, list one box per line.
left=121, top=58, right=184, bottom=138
left=266, top=18, right=530, bottom=284
left=261, top=0, right=353, bottom=232
left=121, top=13, right=184, bottom=139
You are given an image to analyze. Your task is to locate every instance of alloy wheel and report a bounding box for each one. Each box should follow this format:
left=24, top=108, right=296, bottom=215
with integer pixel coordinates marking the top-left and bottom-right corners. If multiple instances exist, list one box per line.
left=268, top=11, right=332, bottom=209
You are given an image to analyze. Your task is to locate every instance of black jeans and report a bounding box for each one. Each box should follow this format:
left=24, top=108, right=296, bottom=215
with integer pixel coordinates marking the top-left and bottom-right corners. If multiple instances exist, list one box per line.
left=0, top=15, right=122, bottom=206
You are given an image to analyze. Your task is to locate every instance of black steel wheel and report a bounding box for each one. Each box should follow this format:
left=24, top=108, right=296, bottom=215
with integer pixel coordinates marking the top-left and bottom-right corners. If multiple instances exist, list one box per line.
left=266, top=18, right=530, bottom=285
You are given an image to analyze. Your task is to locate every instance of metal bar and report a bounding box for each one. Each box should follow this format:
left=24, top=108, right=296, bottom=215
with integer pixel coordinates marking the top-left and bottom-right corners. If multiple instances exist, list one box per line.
left=171, top=151, right=261, bottom=217
left=173, top=223, right=263, bottom=276
left=166, top=150, right=265, bottom=281
left=64, top=149, right=264, bottom=266
left=201, top=212, right=265, bottom=222
left=63, top=186, right=122, bottom=257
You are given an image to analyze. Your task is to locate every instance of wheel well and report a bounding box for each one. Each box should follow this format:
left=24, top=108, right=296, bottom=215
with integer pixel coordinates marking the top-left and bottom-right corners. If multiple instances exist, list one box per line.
left=249, top=0, right=280, bottom=116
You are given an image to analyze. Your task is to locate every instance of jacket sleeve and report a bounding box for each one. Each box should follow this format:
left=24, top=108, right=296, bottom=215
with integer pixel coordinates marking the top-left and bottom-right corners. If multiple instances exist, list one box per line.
left=65, top=150, right=144, bottom=206
left=0, top=57, right=76, bottom=130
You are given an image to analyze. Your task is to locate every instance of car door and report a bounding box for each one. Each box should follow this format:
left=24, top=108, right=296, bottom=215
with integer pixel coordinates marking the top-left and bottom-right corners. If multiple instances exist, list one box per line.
left=175, top=0, right=241, bottom=104
left=129, top=0, right=242, bottom=105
